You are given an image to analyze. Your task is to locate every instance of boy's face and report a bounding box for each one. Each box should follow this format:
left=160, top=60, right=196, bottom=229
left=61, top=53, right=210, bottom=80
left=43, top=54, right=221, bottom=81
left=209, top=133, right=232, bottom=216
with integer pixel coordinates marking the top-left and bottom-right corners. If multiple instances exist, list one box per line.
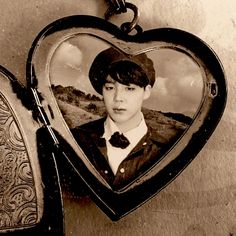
left=102, top=76, right=151, bottom=129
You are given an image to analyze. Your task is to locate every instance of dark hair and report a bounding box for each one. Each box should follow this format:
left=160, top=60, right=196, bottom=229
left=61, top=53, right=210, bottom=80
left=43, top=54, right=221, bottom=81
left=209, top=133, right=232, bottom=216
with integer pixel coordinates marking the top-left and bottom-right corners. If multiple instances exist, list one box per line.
left=106, top=60, right=149, bottom=88
left=89, top=47, right=156, bottom=94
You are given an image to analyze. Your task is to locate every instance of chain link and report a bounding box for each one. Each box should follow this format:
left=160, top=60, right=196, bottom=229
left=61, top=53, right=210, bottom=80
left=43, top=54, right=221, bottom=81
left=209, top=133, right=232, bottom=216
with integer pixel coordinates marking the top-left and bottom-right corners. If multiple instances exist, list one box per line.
left=105, top=0, right=127, bottom=19
left=105, top=1, right=142, bottom=35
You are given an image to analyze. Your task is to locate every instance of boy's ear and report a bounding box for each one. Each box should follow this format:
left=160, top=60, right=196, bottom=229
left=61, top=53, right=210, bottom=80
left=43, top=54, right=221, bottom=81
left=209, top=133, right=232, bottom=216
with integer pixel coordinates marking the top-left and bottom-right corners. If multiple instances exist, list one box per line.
left=143, top=85, right=152, bottom=100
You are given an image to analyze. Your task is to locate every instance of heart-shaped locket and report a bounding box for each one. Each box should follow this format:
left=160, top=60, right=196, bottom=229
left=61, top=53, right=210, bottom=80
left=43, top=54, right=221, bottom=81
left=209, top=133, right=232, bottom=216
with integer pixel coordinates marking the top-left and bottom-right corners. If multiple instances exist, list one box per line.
left=26, top=15, right=227, bottom=220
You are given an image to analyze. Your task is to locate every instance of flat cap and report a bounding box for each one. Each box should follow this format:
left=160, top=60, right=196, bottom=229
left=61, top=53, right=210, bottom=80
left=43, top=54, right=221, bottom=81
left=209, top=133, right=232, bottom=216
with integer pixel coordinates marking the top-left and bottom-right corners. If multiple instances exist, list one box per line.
left=89, top=47, right=155, bottom=94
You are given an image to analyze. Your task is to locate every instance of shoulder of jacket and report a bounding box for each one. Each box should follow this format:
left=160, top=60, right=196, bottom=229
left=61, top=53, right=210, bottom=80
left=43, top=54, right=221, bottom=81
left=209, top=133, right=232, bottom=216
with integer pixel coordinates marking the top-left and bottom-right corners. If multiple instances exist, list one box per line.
left=72, top=117, right=105, bottom=134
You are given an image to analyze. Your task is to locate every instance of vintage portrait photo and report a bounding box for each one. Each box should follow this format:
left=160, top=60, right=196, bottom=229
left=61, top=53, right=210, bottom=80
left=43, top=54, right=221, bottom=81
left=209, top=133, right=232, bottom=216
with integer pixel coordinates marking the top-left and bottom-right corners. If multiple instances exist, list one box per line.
left=49, top=34, right=203, bottom=190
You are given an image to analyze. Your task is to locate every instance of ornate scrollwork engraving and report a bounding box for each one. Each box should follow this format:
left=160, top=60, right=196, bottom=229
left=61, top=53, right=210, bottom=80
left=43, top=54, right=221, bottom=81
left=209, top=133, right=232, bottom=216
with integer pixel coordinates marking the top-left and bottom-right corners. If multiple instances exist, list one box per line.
left=0, top=93, right=38, bottom=230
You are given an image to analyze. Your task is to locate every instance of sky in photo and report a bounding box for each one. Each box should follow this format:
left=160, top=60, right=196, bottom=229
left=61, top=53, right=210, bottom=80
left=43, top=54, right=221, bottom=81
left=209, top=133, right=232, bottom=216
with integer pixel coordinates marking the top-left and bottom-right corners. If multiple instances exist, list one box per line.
left=50, top=35, right=203, bottom=117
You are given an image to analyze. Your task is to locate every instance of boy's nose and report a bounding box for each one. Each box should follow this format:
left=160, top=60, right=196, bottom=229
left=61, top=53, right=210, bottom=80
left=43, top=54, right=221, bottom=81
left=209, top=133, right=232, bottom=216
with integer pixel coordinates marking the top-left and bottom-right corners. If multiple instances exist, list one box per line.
left=114, top=87, right=124, bottom=102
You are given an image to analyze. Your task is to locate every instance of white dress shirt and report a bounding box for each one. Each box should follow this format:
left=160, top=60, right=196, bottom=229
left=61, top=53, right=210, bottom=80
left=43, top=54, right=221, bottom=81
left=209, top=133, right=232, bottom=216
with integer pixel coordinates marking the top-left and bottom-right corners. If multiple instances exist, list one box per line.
left=102, top=114, right=148, bottom=175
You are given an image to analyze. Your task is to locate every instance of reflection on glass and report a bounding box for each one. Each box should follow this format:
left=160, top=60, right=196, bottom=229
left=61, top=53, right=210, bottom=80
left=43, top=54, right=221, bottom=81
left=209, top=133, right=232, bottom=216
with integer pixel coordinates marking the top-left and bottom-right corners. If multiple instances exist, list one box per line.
left=49, top=35, right=204, bottom=189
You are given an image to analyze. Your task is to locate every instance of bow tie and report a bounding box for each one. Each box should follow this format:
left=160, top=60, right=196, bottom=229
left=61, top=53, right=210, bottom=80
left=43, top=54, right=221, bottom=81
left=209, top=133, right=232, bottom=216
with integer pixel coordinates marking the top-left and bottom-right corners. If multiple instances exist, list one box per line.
left=109, top=132, right=130, bottom=149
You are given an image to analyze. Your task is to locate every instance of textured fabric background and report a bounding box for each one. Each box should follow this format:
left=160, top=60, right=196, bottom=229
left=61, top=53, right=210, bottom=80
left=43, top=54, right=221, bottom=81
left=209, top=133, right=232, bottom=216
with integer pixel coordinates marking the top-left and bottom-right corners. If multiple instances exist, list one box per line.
left=0, top=1, right=235, bottom=235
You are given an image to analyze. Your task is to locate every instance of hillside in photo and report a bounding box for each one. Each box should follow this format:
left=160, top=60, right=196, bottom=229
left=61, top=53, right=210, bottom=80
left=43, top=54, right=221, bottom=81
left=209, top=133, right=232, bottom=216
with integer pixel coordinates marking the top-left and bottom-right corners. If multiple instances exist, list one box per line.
left=52, top=85, right=192, bottom=144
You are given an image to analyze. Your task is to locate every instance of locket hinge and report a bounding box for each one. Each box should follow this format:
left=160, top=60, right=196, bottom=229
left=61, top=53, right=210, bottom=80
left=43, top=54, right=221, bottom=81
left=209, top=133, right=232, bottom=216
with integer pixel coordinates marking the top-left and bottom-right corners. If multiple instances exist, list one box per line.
left=31, top=87, right=60, bottom=147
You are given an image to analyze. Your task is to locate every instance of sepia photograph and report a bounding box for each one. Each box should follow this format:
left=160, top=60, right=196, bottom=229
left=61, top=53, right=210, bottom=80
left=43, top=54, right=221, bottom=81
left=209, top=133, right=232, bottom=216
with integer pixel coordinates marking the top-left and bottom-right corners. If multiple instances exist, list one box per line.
left=0, top=1, right=233, bottom=235
left=49, top=35, right=203, bottom=189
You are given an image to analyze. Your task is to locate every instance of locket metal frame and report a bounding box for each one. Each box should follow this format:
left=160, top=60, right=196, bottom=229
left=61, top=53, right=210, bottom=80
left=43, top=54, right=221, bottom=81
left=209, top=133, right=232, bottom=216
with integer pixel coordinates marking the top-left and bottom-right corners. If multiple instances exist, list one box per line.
left=26, top=15, right=227, bottom=220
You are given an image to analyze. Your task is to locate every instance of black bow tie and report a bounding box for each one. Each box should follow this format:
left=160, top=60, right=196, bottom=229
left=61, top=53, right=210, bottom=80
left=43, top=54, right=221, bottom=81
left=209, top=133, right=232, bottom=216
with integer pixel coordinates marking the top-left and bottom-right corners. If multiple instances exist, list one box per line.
left=109, top=132, right=130, bottom=149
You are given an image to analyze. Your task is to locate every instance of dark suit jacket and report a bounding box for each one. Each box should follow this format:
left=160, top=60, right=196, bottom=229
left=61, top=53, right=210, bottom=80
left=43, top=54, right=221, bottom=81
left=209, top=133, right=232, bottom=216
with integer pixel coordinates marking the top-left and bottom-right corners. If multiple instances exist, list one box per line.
left=71, top=118, right=168, bottom=190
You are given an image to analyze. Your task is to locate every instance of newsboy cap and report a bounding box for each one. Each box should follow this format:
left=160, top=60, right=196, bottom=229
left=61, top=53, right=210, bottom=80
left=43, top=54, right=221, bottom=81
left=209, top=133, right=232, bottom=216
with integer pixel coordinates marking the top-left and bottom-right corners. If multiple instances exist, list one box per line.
left=89, top=47, right=156, bottom=94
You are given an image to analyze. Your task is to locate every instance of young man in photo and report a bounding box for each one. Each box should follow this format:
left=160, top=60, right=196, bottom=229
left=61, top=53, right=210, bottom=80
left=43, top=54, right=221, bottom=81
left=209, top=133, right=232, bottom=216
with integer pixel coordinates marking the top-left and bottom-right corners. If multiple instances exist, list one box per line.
left=72, top=47, right=166, bottom=190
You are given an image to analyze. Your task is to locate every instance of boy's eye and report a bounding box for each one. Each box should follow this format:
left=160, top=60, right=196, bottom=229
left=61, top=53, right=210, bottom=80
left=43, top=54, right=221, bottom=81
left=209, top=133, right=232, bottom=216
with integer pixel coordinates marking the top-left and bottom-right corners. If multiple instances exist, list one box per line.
left=125, top=86, right=136, bottom=91
left=104, top=84, right=114, bottom=90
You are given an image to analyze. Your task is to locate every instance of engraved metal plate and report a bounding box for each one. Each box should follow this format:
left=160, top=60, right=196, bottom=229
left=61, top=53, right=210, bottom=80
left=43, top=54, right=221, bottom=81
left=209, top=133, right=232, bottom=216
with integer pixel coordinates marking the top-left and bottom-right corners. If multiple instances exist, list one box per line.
left=0, top=66, right=64, bottom=235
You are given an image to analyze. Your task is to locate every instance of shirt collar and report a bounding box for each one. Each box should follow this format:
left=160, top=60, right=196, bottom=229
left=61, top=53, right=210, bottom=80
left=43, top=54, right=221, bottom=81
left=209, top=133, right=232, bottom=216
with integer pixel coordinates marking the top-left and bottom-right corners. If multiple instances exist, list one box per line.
left=102, top=114, right=148, bottom=148
left=102, top=116, right=120, bottom=140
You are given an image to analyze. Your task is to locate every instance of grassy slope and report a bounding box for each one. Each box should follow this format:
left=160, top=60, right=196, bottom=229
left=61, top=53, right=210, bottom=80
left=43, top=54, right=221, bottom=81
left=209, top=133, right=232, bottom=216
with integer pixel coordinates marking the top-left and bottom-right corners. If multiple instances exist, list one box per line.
left=52, top=85, right=191, bottom=144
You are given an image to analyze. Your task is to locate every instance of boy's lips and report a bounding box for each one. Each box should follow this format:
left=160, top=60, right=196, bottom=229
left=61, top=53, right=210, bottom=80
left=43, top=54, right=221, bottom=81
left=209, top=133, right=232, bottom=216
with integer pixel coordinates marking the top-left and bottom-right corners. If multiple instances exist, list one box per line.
left=113, top=107, right=126, bottom=113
